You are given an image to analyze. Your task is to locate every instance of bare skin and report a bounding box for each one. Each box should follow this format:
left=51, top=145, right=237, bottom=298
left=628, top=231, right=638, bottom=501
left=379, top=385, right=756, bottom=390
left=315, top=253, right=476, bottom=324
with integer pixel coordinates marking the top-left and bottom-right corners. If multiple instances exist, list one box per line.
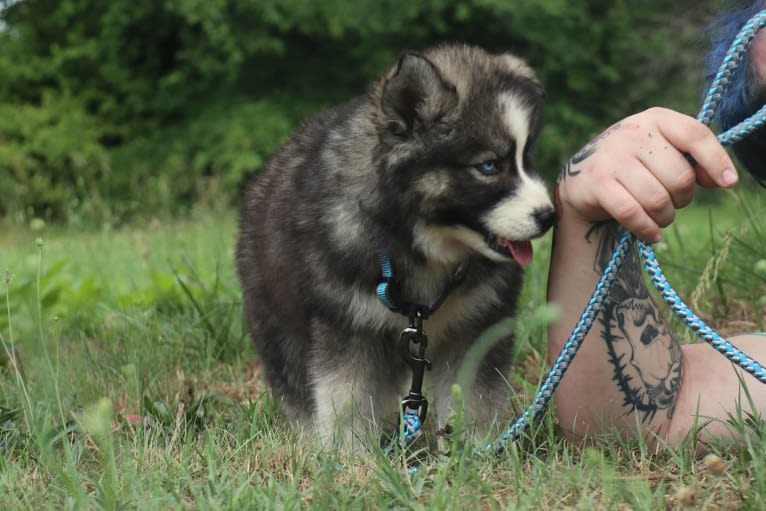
left=753, top=28, right=766, bottom=84
left=548, top=107, right=766, bottom=447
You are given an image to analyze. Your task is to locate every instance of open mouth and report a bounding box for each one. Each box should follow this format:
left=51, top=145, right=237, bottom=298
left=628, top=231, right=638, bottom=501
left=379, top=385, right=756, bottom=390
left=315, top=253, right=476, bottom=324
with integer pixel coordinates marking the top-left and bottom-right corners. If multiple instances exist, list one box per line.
left=485, top=233, right=533, bottom=267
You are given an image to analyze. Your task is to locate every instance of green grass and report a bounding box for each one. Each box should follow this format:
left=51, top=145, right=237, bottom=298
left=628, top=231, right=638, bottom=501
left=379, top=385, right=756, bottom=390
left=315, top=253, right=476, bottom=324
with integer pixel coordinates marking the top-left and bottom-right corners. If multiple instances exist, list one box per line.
left=2, top=192, right=766, bottom=510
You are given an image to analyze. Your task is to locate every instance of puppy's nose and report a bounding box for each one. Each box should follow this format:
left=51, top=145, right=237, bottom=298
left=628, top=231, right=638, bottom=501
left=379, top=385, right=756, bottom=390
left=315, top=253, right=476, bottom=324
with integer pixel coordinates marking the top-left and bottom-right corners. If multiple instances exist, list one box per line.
left=533, top=207, right=556, bottom=233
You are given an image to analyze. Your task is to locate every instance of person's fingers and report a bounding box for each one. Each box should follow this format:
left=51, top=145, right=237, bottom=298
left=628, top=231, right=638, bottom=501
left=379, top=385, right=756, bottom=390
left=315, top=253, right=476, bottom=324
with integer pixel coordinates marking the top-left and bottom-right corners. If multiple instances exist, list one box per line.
left=597, top=180, right=663, bottom=243
left=616, top=160, right=676, bottom=228
left=690, top=160, right=730, bottom=189
left=649, top=108, right=738, bottom=189
left=635, top=140, right=697, bottom=209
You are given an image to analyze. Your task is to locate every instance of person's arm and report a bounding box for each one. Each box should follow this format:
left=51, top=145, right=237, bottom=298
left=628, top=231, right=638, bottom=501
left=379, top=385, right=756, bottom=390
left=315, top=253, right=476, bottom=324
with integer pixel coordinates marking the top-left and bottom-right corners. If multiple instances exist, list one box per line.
left=548, top=217, right=682, bottom=442
left=547, top=108, right=739, bottom=444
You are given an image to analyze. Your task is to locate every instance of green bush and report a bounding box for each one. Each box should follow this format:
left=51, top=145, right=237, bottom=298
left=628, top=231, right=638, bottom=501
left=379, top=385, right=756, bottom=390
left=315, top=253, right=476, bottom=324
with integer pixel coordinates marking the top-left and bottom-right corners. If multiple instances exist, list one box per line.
left=106, top=98, right=295, bottom=219
left=0, top=0, right=723, bottom=223
left=0, top=94, right=110, bottom=220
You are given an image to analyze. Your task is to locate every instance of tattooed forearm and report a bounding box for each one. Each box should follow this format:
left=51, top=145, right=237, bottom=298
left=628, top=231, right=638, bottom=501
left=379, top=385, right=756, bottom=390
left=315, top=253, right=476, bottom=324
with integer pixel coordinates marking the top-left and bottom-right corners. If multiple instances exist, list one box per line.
left=590, top=222, right=682, bottom=423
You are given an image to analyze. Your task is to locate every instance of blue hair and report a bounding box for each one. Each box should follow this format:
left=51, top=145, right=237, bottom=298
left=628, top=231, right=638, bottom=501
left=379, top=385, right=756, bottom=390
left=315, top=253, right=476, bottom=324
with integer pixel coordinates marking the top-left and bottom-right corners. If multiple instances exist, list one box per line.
left=706, top=1, right=766, bottom=182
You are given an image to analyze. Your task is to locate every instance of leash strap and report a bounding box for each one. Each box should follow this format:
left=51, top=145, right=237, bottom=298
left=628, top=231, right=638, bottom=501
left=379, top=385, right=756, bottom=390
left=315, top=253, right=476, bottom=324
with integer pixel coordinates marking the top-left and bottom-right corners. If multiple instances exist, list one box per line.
left=377, top=250, right=469, bottom=448
left=480, top=232, right=633, bottom=454
left=377, top=250, right=469, bottom=319
left=486, top=9, right=766, bottom=454
left=376, top=250, right=396, bottom=310
left=641, top=240, right=766, bottom=381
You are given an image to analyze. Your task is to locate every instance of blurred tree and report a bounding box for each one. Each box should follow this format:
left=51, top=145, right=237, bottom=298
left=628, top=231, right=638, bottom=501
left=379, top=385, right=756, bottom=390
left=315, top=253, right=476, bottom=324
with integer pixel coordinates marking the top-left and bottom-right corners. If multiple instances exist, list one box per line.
left=0, top=0, right=725, bottom=223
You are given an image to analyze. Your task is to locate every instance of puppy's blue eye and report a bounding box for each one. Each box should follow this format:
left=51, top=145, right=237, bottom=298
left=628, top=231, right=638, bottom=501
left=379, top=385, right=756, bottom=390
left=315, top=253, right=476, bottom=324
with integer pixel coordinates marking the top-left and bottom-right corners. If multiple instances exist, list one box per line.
left=476, top=160, right=500, bottom=175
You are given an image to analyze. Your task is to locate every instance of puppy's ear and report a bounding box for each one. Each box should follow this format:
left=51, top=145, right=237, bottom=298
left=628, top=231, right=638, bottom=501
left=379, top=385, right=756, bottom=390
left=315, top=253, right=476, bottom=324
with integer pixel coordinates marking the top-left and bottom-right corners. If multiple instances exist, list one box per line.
left=499, top=53, right=544, bottom=98
left=381, top=52, right=457, bottom=137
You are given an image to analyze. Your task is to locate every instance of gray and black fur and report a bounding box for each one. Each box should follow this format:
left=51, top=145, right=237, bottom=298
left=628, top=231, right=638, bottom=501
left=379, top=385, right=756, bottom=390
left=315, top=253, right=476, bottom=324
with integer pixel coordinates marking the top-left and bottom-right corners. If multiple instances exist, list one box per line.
left=236, top=44, right=555, bottom=446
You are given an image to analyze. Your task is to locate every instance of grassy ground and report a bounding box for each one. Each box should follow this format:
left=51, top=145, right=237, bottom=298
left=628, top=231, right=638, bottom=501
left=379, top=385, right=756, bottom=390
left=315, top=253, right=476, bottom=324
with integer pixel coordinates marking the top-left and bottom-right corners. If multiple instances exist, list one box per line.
left=2, top=191, right=766, bottom=510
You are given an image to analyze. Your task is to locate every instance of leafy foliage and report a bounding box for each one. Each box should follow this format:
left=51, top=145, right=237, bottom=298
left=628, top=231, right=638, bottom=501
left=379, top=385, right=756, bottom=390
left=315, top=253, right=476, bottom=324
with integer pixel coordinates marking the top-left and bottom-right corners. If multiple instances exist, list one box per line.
left=0, top=0, right=722, bottom=222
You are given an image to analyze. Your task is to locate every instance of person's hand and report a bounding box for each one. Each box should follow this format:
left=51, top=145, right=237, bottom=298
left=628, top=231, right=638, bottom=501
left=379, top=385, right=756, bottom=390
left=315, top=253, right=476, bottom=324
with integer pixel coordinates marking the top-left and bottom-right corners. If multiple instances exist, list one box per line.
left=555, top=107, right=738, bottom=243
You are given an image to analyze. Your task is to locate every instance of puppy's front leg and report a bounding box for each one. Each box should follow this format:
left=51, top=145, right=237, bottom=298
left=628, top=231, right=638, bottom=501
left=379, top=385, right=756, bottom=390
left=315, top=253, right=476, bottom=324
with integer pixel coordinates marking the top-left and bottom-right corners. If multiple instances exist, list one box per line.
left=431, top=337, right=514, bottom=436
left=309, top=322, right=404, bottom=450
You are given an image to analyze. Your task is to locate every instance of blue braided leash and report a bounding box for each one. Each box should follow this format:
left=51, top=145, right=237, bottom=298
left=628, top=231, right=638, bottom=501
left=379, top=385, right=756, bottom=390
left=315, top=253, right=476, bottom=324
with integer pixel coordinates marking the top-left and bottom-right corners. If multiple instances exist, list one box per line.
left=487, top=10, right=766, bottom=454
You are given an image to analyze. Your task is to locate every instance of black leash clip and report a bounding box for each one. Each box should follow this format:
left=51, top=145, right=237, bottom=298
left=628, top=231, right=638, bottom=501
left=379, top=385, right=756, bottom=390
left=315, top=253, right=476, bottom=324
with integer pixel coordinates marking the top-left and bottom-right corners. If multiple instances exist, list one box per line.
left=399, top=310, right=431, bottom=421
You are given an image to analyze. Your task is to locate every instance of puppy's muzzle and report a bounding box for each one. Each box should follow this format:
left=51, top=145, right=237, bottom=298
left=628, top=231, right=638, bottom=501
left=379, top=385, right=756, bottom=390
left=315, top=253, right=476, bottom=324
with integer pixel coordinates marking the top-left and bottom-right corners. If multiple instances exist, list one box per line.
left=533, top=207, right=556, bottom=234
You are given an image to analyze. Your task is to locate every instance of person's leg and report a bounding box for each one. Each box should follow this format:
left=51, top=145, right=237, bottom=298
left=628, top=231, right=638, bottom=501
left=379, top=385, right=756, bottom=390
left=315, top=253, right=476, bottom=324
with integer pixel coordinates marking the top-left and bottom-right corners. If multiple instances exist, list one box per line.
left=667, top=335, right=766, bottom=445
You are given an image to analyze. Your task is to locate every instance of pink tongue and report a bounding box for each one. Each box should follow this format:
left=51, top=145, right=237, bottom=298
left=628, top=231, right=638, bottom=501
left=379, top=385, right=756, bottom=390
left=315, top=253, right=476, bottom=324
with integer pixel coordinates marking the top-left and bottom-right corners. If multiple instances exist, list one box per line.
left=505, top=240, right=533, bottom=267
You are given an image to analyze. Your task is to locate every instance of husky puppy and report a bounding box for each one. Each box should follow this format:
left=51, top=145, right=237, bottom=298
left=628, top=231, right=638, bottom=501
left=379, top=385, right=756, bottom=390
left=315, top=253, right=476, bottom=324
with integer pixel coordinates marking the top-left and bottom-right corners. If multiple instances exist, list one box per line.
left=236, top=44, right=555, bottom=445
